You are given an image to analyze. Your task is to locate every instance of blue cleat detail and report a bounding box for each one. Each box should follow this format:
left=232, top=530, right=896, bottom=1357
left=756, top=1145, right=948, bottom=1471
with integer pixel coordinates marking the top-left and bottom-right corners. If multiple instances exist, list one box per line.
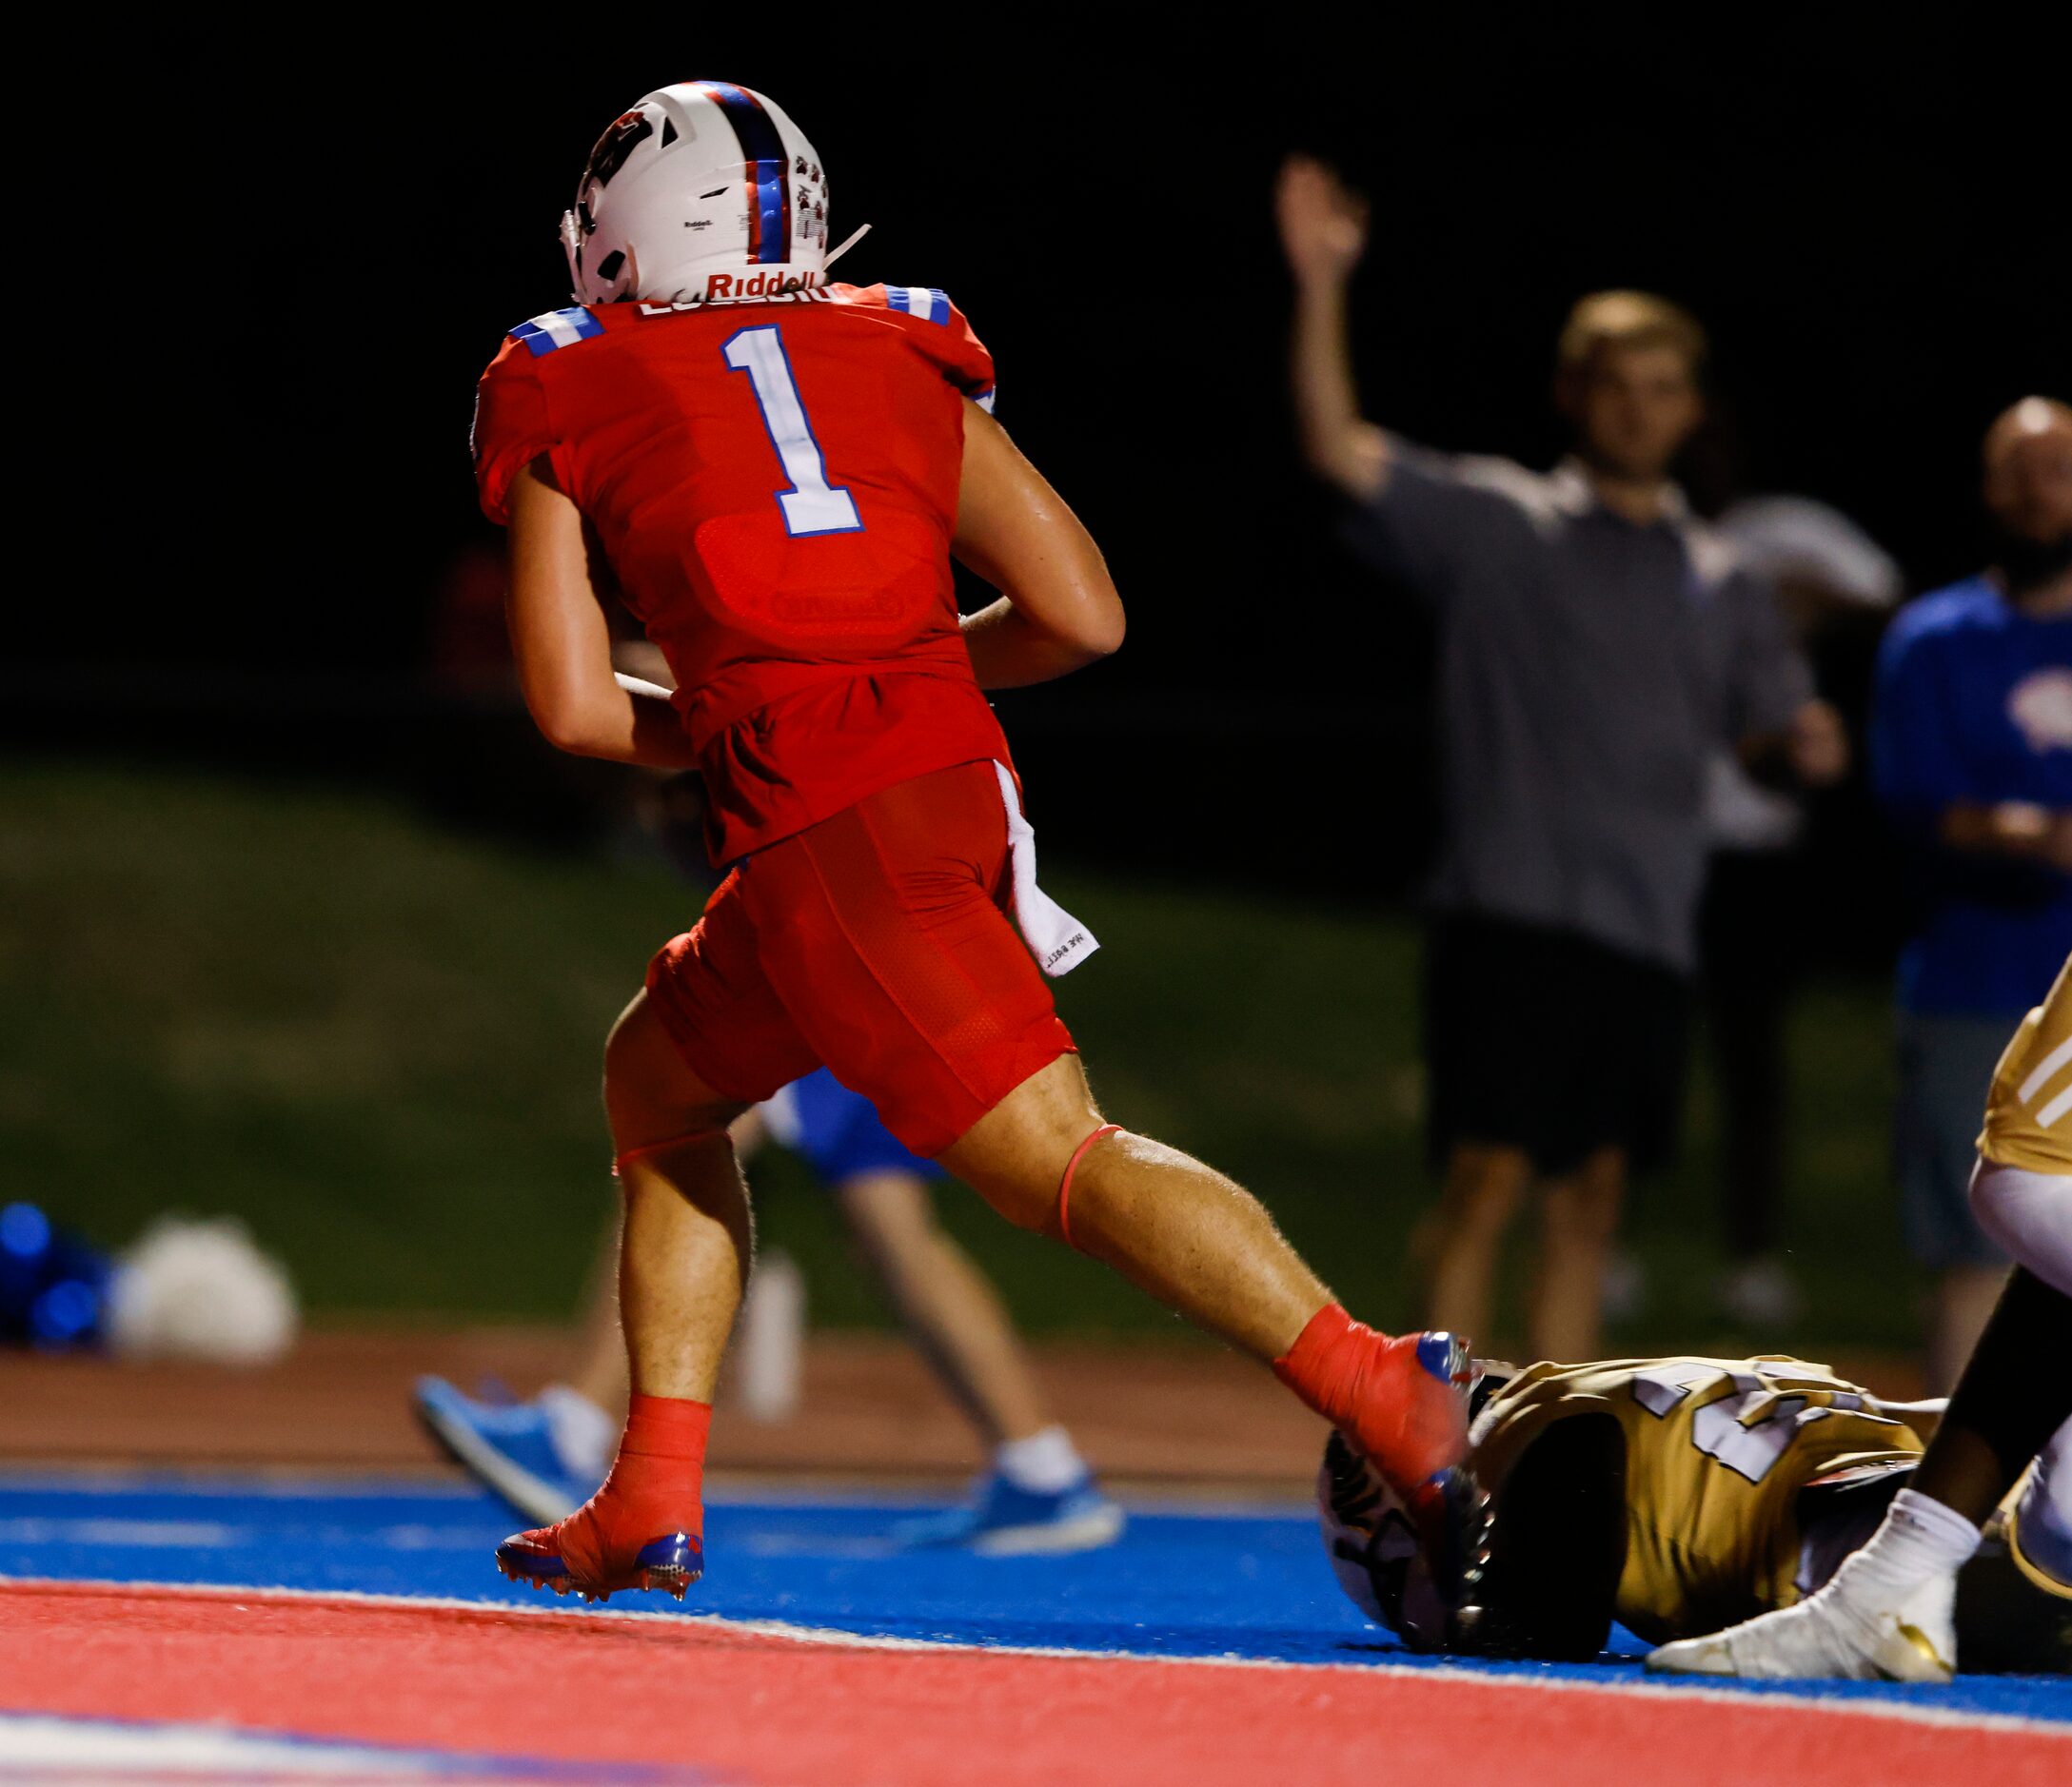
left=495, top=1527, right=703, bottom=1602
left=1414, top=1331, right=1473, bottom=1395
left=895, top=1469, right=1125, bottom=1556
left=635, top=1533, right=702, bottom=1576
left=413, top=1376, right=592, bottom=1526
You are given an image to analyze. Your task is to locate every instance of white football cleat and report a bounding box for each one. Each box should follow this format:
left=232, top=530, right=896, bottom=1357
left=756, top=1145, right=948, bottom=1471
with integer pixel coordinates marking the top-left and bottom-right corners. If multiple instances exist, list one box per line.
left=1647, top=1565, right=1957, bottom=1682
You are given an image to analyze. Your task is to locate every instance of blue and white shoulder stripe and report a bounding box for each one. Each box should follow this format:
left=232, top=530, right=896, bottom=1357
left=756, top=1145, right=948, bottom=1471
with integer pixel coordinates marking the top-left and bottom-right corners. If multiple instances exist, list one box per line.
left=508, top=307, right=605, bottom=357
left=884, top=285, right=951, bottom=326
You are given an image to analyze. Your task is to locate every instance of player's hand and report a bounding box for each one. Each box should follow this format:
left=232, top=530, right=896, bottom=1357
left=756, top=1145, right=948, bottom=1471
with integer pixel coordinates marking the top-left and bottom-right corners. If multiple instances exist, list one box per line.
left=1276, top=155, right=1369, bottom=286
left=1786, top=699, right=1849, bottom=788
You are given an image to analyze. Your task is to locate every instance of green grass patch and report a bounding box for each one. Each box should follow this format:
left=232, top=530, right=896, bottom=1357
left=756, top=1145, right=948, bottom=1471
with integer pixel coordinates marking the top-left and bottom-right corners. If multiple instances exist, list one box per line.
left=0, top=760, right=1924, bottom=1351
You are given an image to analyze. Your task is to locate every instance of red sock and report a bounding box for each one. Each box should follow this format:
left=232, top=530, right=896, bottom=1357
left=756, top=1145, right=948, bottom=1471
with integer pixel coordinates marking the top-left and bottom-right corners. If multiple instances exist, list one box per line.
left=1273, top=1303, right=1426, bottom=1474
left=557, top=1393, right=711, bottom=1575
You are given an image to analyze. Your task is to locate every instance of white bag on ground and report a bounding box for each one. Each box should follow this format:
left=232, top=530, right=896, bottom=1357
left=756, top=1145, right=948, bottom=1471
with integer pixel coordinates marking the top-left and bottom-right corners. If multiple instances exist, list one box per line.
left=106, top=1216, right=300, bottom=1365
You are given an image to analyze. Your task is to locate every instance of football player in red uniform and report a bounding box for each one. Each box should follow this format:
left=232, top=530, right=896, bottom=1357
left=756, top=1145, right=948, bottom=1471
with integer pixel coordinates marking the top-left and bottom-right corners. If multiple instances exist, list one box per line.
left=473, top=81, right=1471, bottom=1601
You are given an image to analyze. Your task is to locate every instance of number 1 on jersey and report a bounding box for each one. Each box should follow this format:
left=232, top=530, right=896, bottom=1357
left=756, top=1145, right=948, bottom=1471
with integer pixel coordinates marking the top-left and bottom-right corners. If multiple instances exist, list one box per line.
left=722, top=325, right=863, bottom=537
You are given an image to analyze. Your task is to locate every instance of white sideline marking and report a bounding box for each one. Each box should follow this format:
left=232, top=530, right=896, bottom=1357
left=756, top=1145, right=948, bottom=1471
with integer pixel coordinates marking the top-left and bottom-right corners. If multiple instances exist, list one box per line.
left=3, top=1573, right=2063, bottom=1738
left=740, top=1532, right=903, bottom=1560
left=0, top=1519, right=239, bottom=1548
left=0, top=1712, right=427, bottom=1777
left=0, top=1468, right=486, bottom=1502
left=0, top=1517, right=487, bottom=1553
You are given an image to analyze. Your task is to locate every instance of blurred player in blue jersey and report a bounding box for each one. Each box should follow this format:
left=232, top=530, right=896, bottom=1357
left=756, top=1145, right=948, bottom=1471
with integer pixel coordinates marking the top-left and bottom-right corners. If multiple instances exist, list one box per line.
left=417, top=1066, right=1122, bottom=1555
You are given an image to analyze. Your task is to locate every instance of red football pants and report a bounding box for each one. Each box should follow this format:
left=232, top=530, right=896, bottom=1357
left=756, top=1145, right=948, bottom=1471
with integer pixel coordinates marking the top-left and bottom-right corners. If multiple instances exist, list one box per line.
left=644, top=761, right=1075, bottom=1156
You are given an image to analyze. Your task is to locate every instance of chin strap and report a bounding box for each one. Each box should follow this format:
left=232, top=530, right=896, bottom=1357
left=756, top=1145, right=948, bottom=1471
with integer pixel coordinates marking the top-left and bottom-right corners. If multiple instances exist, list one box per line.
left=821, top=223, right=871, bottom=271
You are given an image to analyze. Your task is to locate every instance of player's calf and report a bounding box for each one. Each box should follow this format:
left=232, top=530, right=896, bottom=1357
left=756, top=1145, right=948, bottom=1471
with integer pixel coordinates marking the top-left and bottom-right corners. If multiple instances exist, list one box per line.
left=941, top=1055, right=1473, bottom=1505
left=496, top=992, right=750, bottom=1601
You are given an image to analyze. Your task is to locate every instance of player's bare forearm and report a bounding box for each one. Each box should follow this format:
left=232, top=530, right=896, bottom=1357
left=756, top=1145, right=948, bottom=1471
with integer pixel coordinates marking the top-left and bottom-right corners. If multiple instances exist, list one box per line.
left=506, top=460, right=701, bottom=770
left=1277, top=157, right=1388, bottom=501
left=958, top=599, right=1112, bottom=689
left=605, top=680, right=705, bottom=770
left=519, top=674, right=700, bottom=772
left=1289, top=277, right=1390, bottom=501
left=953, top=403, right=1123, bottom=689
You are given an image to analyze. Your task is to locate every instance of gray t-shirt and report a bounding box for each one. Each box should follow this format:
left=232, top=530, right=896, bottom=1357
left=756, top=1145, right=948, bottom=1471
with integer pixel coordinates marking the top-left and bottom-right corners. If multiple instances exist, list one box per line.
left=1346, top=445, right=1813, bottom=974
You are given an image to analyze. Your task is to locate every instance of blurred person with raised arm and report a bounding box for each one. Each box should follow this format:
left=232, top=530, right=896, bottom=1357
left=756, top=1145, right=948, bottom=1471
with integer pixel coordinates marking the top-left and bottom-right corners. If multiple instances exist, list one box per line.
left=1278, top=157, right=1845, bottom=1365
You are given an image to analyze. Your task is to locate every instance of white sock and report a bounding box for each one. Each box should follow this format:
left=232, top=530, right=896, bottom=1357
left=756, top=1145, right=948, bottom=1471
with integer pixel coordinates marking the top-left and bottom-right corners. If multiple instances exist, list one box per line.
left=539, top=1384, right=616, bottom=1480
left=1838, top=1487, right=1982, bottom=1600
left=994, top=1425, right=1086, bottom=1494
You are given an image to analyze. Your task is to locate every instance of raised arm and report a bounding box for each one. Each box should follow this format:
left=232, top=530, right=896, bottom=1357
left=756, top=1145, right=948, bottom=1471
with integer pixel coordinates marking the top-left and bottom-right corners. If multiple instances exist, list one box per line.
left=504, top=459, right=701, bottom=769
left=1277, top=156, right=1391, bottom=501
left=953, top=401, right=1125, bottom=690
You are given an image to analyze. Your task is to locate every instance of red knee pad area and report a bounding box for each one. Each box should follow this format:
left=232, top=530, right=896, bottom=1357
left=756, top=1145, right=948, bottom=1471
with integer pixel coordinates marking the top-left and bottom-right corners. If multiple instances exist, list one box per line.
left=3, top=1582, right=2061, bottom=1787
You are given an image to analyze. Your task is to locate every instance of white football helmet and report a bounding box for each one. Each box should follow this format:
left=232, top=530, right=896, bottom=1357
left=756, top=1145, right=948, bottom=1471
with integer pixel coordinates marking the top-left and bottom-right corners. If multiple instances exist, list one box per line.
left=561, top=82, right=834, bottom=307
left=1316, top=1431, right=1452, bottom=1647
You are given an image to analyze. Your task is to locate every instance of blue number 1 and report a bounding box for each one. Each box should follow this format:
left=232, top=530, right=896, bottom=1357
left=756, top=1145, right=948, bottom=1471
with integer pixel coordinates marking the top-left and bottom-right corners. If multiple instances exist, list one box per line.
left=722, top=325, right=863, bottom=537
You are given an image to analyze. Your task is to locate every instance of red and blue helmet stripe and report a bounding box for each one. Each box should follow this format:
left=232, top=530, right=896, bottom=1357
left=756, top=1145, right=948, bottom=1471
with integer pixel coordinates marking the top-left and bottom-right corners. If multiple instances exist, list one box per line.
left=692, top=81, right=792, bottom=264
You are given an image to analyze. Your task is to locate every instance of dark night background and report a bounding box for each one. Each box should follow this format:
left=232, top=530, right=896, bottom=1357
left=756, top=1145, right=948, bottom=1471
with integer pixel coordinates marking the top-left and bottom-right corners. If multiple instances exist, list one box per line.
left=15, top=23, right=2067, bottom=923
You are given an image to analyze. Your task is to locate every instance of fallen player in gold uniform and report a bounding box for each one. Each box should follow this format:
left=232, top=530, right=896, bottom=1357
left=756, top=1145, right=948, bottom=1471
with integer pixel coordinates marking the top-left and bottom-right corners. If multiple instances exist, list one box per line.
left=1644, top=954, right=2069, bottom=1678
left=1320, top=1352, right=2067, bottom=1670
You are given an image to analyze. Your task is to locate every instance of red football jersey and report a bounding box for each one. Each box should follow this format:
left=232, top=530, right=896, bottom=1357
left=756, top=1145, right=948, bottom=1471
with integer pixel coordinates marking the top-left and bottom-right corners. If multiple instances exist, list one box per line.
left=472, top=284, right=1008, bottom=862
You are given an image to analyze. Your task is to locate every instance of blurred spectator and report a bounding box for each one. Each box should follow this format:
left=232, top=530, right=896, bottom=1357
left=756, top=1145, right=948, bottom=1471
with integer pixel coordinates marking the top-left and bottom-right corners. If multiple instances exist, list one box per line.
left=424, top=541, right=522, bottom=703
left=1871, top=396, right=2072, bottom=1391
left=1277, top=157, right=1845, bottom=1362
left=1705, top=499, right=1904, bottom=1326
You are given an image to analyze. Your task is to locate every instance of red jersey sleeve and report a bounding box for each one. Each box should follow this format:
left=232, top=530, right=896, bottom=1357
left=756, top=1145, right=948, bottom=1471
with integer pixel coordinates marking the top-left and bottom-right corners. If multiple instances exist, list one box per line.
left=469, top=333, right=560, bottom=526
left=869, top=285, right=997, bottom=413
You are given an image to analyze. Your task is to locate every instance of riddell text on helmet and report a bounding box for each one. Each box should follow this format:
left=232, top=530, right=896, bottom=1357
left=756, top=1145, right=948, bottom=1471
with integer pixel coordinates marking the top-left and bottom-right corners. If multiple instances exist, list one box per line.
left=706, top=270, right=822, bottom=299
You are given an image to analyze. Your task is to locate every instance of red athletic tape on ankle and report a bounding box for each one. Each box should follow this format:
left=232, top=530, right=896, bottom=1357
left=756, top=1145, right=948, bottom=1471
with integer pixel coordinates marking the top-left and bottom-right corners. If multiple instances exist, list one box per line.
left=1057, top=1124, right=1123, bottom=1251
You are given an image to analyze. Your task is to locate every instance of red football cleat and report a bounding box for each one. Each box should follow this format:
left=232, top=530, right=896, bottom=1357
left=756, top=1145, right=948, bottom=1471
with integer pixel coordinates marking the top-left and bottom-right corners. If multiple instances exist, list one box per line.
left=494, top=1499, right=703, bottom=1603
left=1347, top=1330, right=1475, bottom=1502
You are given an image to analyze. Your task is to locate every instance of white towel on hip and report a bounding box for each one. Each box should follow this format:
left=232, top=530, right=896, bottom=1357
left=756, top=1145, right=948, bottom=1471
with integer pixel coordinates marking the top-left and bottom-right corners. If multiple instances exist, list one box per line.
left=993, top=760, right=1097, bottom=977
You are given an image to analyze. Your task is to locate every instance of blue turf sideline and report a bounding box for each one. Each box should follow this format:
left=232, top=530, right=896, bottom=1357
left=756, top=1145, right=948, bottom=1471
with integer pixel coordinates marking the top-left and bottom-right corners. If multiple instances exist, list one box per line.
left=1, top=1471, right=2063, bottom=1723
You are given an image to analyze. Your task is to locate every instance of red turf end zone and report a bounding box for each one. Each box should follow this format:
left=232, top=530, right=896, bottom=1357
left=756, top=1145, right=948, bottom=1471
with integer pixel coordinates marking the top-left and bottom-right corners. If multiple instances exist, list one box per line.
left=1, top=1581, right=2063, bottom=1787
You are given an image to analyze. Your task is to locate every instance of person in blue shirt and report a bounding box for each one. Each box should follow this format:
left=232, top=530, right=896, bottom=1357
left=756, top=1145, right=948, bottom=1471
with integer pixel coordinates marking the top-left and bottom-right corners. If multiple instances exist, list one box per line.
left=1871, top=395, right=2072, bottom=1389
